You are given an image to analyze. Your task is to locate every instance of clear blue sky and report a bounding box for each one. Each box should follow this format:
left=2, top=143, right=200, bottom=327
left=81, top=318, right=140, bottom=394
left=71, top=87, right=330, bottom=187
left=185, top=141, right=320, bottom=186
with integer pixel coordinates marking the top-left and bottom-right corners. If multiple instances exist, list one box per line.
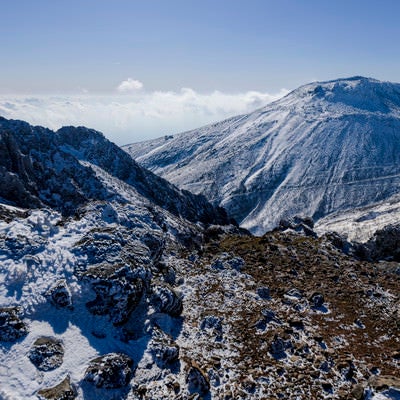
left=1, top=0, right=400, bottom=144
left=2, top=0, right=400, bottom=94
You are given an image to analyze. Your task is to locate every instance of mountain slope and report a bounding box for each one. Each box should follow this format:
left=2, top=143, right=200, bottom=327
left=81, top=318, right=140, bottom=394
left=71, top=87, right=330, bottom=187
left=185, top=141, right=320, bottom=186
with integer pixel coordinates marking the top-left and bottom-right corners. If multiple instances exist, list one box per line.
left=0, top=117, right=228, bottom=225
left=125, top=76, right=400, bottom=235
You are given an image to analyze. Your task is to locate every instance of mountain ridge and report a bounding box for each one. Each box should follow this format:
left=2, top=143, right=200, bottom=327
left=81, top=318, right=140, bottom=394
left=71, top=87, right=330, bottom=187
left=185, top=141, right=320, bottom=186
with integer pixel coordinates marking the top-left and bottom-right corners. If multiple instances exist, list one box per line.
left=125, top=76, right=400, bottom=235
left=0, top=117, right=229, bottom=226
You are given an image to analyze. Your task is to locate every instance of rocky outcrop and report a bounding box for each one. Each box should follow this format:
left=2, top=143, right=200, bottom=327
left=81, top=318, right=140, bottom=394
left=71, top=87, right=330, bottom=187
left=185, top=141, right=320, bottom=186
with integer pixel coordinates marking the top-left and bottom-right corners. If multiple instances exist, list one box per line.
left=0, top=307, right=28, bottom=341
left=84, top=353, right=134, bottom=389
left=28, top=337, right=64, bottom=371
left=37, top=375, right=77, bottom=400
left=83, top=263, right=144, bottom=325
left=0, top=117, right=229, bottom=225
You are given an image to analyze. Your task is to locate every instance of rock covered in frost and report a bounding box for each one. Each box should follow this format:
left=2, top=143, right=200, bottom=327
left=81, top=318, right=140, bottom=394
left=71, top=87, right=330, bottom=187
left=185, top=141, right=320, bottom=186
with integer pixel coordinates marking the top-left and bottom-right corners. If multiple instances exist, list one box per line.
left=45, top=280, right=72, bottom=309
left=28, top=337, right=64, bottom=371
left=83, top=263, right=144, bottom=325
left=37, top=375, right=77, bottom=400
left=0, top=307, right=28, bottom=341
left=150, top=285, right=183, bottom=317
left=84, top=353, right=134, bottom=389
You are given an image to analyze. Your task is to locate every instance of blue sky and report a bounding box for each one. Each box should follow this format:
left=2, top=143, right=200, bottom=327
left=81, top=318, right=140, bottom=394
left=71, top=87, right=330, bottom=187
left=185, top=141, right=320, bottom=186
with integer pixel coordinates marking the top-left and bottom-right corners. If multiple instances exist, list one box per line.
left=1, top=0, right=400, bottom=143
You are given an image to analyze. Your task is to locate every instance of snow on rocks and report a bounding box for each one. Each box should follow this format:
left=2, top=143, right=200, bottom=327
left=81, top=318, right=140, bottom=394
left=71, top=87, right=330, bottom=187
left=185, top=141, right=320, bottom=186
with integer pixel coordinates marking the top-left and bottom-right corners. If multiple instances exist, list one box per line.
left=28, top=336, right=64, bottom=371
left=83, top=352, right=134, bottom=389
left=150, top=284, right=183, bottom=317
left=0, top=306, right=28, bottom=341
left=83, top=263, right=145, bottom=325
left=37, top=375, right=77, bottom=400
left=45, top=280, right=73, bottom=309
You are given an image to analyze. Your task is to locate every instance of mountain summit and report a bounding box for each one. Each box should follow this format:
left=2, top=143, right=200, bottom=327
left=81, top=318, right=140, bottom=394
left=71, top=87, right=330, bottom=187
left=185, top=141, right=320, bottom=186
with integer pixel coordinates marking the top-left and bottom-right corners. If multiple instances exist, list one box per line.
left=125, top=76, right=400, bottom=234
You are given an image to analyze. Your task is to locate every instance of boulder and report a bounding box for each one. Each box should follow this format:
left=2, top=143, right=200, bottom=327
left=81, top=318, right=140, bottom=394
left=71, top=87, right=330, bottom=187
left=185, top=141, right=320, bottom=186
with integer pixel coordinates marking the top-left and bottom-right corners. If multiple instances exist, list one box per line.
left=37, top=375, right=77, bottom=400
left=84, top=353, right=134, bottom=389
left=83, top=264, right=144, bottom=325
left=28, top=337, right=64, bottom=371
left=0, top=307, right=28, bottom=341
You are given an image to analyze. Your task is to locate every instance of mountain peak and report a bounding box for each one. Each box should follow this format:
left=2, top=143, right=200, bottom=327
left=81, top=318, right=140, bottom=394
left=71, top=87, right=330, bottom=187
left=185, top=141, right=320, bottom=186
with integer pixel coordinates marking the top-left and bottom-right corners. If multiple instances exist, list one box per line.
left=290, top=76, right=400, bottom=113
left=126, top=76, right=400, bottom=235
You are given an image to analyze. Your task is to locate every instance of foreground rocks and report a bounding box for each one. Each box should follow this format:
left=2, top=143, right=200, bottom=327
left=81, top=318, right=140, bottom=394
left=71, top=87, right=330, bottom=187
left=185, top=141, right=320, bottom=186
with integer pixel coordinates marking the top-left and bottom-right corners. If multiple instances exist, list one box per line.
left=0, top=307, right=28, bottom=341
left=84, top=353, right=134, bottom=389
left=28, top=337, right=64, bottom=371
left=37, top=375, right=77, bottom=400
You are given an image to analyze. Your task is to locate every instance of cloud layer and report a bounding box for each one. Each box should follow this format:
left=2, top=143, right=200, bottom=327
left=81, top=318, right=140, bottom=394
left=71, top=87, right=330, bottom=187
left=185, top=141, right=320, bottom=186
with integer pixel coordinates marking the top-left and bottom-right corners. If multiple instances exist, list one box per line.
left=0, top=88, right=288, bottom=145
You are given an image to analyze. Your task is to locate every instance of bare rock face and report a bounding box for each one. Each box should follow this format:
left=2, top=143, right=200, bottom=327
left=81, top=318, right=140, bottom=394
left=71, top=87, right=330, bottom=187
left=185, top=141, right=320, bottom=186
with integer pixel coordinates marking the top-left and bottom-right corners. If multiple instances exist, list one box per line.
left=37, top=375, right=77, bottom=400
left=0, top=307, right=28, bottom=342
left=45, top=280, right=72, bottom=309
left=28, top=337, right=64, bottom=371
left=84, top=353, right=134, bottom=389
left=367, top=224, right=400, bottom=261
left=150, top=285, right=183, bottom=317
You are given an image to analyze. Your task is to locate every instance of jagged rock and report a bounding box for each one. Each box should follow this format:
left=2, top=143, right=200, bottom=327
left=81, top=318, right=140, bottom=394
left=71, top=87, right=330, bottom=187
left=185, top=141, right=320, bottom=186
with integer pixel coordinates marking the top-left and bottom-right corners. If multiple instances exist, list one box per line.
left=0, top=307, right=28, bottom=341
left=83, top=263, right=144, bottom=325
left=148, top=327, right=179, bottom=367
left=367, top=224, right=400, bottom=261
left=323, top=231, right=352, bottom=254
left=84, top=353, right=134, bottom=389
left=186, top=365, right=210, bottom=396
left=150, top=285, right=183, bottom=317
left=310, top=292, right=325, bottom=308
left=37, top=375, right=77, bottom=400
left=45, top=280, right=72, bottom=309
left=278, top=216, right=315, bottom=237
left=28, top=337, right=64, bottom=371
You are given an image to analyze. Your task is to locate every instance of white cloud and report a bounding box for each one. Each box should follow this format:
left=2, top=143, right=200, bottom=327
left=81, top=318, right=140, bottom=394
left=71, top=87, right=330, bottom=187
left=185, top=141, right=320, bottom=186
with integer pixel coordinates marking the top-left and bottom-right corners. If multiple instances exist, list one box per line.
left=117, top=78, right=144, bottom=93
left=0, top=87, right=288, bottom=145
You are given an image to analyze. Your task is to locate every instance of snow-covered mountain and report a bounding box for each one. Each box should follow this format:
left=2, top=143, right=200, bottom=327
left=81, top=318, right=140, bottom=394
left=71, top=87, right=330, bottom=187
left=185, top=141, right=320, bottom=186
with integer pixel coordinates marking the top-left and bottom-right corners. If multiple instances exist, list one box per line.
left=125, top=76, right=400, bottom=235
left=0, top=118, right=399, bottom=399
left=0, top=117, right=228, bottom=226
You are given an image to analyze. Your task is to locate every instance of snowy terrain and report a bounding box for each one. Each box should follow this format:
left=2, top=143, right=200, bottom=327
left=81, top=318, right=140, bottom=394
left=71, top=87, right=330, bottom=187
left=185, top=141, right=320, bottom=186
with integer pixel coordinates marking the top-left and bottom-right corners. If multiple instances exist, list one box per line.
left=316, top=193, right=400, bottom=242
left=125, top=76, right=400, bottom=235
left=0, top=117, right=398, bottom=399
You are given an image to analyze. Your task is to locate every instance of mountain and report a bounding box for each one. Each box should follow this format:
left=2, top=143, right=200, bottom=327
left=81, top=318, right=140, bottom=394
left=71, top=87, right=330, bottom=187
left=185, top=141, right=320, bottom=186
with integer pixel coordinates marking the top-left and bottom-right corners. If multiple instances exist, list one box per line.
left=0, top=118, right=399, bottom=399
left=0, top=117, right=228, bottom=226
left=125, top=76, right=400, bottom=235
